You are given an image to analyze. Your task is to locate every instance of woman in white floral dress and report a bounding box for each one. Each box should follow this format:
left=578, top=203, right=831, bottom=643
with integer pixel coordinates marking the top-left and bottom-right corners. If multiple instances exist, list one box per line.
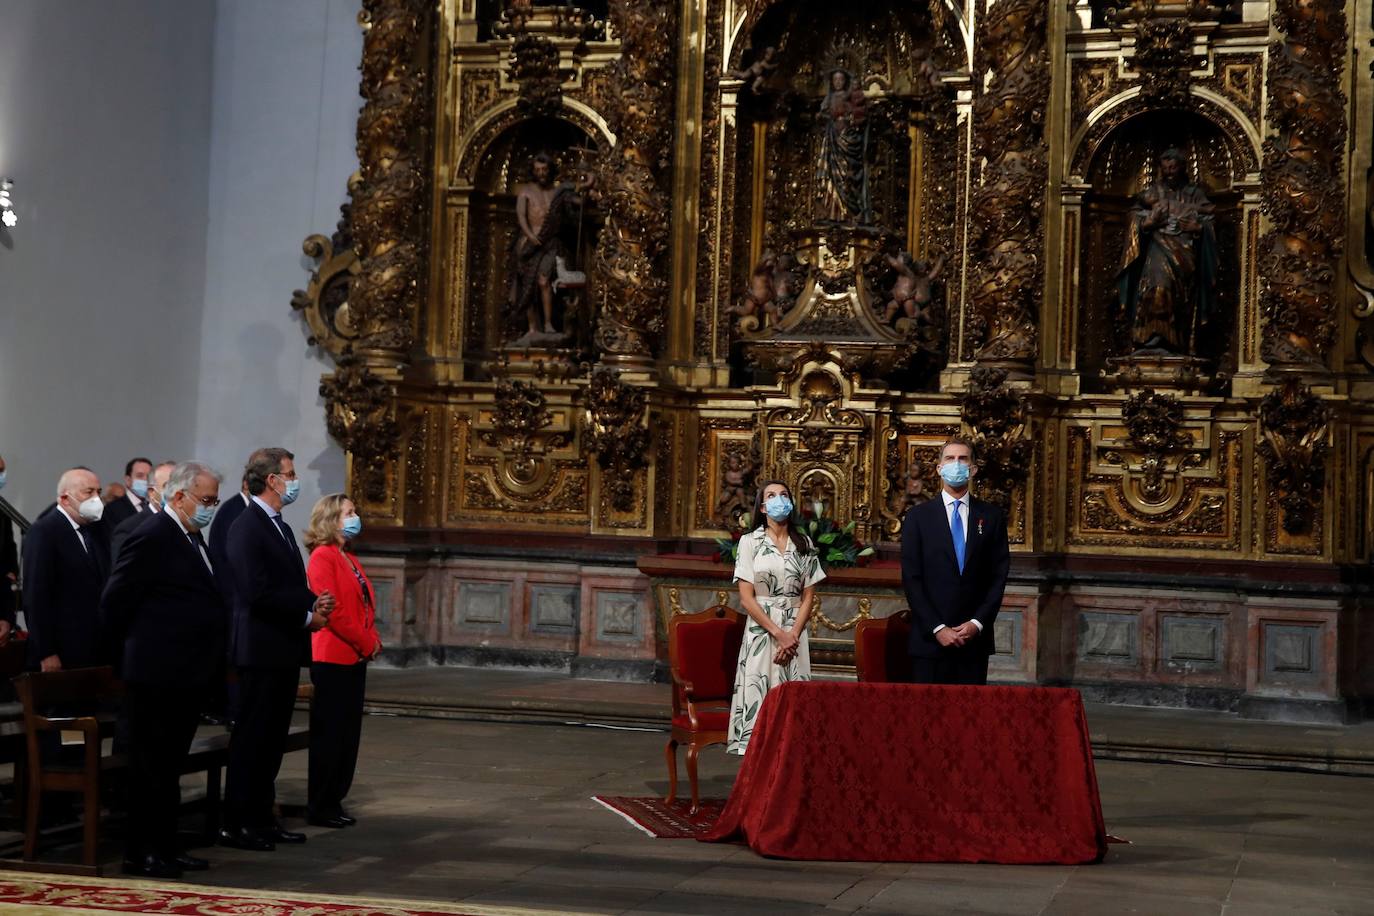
left=727, top=480, right=825, bottom=755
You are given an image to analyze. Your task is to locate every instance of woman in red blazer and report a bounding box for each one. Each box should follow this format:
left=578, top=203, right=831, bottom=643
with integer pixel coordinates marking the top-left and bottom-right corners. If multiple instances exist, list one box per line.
left=303, top=493, right=382, bottom=828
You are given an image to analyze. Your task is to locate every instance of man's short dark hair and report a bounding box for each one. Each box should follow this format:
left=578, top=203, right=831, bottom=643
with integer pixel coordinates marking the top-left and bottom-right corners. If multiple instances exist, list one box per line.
left=125, top=456, right=153, bottom=477
left=531, top=151, right=559, bottom=180
left=243, top=447, right=294, bottom=496
left=940, top=435, right=978, bottom=465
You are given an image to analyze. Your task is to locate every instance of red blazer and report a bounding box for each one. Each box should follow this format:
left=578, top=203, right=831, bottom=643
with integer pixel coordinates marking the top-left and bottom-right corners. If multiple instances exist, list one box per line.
left=306, top=544, right=381, bottom=665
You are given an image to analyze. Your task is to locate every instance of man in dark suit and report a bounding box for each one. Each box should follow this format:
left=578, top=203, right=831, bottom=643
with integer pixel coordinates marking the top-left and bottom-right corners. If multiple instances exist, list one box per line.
left=100, top=461, right=229, bottom=879
left=110, top=461, right=175, bottom=566
left=102, top=457, right=153, bottom=531
left=900, top=436, right=1010, bottom=685
left=206, top=467, right=254, bottom=576
left=221, top=447, right=333, bottom=851
left=0, top=453, right=18, bottom=640
left=22, top=468, right=111, bottom=671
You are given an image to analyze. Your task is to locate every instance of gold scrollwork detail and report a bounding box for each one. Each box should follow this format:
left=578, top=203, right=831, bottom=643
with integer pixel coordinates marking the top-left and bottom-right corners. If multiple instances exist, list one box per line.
left=808, top=595, right=873, bottom=635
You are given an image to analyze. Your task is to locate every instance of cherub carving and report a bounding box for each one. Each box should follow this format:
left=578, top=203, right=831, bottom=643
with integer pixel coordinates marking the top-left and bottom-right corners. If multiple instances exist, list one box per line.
left=729, top=46, right=778, bottom=96
left=716, top=448, right=757, bottom=530
left=882, top=250, right=945, bottom=325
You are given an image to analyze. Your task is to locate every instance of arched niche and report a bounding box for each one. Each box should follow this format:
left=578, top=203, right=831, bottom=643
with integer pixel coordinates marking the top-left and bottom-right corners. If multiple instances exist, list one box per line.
left=1076, top=108, right=1249, bottom=388
left=461, top=115, right=599, bottom=362
left=727, top=0, right=962, bottom=391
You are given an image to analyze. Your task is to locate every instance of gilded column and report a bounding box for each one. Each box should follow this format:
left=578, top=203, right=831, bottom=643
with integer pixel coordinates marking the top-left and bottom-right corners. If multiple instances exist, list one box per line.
left=590, top=0, right=679, bottom=365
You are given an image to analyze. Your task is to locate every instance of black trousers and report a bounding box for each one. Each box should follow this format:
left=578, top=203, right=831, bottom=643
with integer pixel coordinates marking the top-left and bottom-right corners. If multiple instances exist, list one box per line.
left=224, top=666, right=298, bottom=829
left=308, top=662, right=367, bottom=818
left=910, top=651, right=990, bottom=685
left=125, top=682, right=203, bottom=857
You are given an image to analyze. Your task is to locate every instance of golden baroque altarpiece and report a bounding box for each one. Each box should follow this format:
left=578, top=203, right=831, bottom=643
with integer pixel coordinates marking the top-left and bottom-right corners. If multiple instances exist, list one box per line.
left=292, top=0, right=1374, bottom=716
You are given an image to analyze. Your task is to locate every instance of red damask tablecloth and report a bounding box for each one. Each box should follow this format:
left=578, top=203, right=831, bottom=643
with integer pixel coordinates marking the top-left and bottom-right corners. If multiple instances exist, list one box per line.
left=700, top=682, right=1107, bottom=863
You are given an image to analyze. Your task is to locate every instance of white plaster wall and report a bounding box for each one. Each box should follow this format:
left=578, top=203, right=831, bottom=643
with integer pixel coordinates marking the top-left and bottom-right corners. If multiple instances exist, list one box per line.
left=0, top=0, right=215, bottom=519
left=194, top=0, right=360, bottom=533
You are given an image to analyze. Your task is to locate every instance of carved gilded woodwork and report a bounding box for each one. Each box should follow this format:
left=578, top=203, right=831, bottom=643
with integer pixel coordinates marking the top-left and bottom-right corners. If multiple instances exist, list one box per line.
left=581, top=368, right=650, bottom=514
left=1257, top=378, right=1329, bottom=541
left=293, top=0, right=1374, bottom=575
left=351, top=0, right=431, bottom=357
left=967, top=0, right=1048, bottom=375
left=960, top=368, right=1031, bottom=522
left=590, top=0, right=677, bottom=362
left=1257, top=0, right=1348, bottom=376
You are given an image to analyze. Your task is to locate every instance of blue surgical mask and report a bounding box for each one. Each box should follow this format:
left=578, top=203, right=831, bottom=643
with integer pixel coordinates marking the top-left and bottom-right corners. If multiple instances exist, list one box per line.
left=280, top=479, right=300, bottom=505
left=131, top=479, right=149, bottom=499
left=0, top=472, right=7, bottom=490
left=341, top=515, right=362, bottom=539
left=764, top=494, right=793, bottom=522
left=191, top=503, right=217, bottom=529
left=939, top=461, right=971, bottom=487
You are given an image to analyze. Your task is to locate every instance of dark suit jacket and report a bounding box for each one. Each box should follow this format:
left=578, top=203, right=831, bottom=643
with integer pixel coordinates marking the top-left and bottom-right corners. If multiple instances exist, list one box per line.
left=99, top=510, right=230, bottom=686
left=226, top=501, right=315, bottom=669
left=899, top=494, right=1010, bottom=659
left=0, top=515, right=17, bottom=625
left=20, top=509, right=111, bottom=669
left=102, top=493, right=143, bottom=531
left=109, top=508, right=150, bottom=568
left=206, top=492, right=249, bottom=576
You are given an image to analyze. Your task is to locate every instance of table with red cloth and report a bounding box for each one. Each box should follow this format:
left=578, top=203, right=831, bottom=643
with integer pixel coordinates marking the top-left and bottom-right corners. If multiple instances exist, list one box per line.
left=700, top=682, right=1107, bottom=864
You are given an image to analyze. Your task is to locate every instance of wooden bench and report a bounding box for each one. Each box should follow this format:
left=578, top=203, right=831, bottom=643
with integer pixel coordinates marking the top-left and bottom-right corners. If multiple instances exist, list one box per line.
left=4, top=668, right=310, bottom=875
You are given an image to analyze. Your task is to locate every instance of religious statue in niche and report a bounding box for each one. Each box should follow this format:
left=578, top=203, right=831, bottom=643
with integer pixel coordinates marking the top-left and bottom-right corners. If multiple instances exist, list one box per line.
left=715, top=443, right=760, bottom=531
left=506, top=152, right=592, bottom=347
left=816, top=69, right=872, bottom=225
left=1116, top=148, right=1218, bottom=356
left=880, top=250, right=945, bottom=327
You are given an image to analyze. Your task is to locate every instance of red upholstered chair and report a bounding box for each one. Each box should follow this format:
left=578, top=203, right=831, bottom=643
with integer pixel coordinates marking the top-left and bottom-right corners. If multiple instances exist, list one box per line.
left=853, top=609, right=914, bottom=683
left=665, top=604, right=744, bottom=814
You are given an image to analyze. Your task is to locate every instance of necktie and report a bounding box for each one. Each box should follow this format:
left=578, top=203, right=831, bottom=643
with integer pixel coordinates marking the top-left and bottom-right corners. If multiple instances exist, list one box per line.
left=188, top=531, right=214, bottom=573
left=951, top=499, right=966, bottom=573
left=274, top=517, right=305, bottom=571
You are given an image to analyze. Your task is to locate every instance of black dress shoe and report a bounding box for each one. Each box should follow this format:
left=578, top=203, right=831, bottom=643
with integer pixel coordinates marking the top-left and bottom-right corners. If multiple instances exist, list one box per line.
left=264, top=825, right=307, bottom=844
left=123, top=853, right=183, bottom=879
left=217, top=827, right=275, bottom=851
left=173, top=853, right=210, bottom=871
left=337, top=813, right=357, bottom=826
left=307, top=814, right=349, bottom=828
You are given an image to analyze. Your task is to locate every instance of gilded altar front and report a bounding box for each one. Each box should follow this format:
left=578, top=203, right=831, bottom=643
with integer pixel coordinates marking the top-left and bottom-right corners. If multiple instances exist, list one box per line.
left=292, top=0, right=1374, bottom=719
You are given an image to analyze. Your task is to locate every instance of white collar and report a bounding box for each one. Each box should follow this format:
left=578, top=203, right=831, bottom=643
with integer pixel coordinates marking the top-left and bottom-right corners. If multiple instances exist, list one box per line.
left=941, top=489, right=971, bottom=509
left=163, top=503, right=191, bottom=535
left=250, top=495, right=280, bottom=519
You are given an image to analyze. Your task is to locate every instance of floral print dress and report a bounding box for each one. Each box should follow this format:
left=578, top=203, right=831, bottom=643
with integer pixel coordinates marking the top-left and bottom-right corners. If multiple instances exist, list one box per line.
left=727, top=527, right=826, bottom=755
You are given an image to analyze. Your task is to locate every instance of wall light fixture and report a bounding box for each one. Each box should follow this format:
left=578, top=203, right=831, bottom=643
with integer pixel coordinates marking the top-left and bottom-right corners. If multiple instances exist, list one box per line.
left=0, top=180, right=16, bottom=228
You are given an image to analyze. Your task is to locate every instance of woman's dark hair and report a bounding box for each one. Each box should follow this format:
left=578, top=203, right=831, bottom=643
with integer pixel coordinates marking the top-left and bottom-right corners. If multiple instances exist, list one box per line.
left=750, top=480, right=814, bottom=554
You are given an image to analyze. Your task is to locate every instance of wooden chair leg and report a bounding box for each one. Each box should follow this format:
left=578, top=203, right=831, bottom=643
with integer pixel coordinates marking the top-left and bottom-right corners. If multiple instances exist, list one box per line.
left=22, top=779, right=40, bottom=861
left=82, top=785, right=99, bottom=868
left=663, top=738, right=679, bottom=804
left=686, top=743, right=701, bottom=815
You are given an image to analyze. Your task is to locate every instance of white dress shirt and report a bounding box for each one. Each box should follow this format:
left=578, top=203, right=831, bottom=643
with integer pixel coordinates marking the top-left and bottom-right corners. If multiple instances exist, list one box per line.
left=60, top=506, right=87, bottom=551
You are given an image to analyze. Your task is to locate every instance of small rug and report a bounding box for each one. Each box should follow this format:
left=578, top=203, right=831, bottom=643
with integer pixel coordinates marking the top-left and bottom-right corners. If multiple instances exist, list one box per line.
left=591, top=796, right=725, bottom=839
left=0, top=872, right=574, bottom=915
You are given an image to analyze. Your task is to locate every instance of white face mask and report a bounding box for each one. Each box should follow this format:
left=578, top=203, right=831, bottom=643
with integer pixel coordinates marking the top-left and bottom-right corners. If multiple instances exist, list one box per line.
left=76, top=495, right=104, bottom=523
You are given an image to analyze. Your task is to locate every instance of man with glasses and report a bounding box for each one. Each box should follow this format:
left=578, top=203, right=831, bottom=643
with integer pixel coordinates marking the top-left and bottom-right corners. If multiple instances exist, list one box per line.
left=100, top=462, right=229, bottom=878
left=220, top=448, right=334, bottom=851
left=21, top=468, right=111, bottom=672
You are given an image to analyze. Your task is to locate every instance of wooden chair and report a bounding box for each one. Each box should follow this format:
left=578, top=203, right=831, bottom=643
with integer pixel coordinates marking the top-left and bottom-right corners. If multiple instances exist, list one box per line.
left=853, top=609, right=913, bottom=683
left=13, top=667, right=122, bottom=871
left=665, top=604, right=744, bottom=814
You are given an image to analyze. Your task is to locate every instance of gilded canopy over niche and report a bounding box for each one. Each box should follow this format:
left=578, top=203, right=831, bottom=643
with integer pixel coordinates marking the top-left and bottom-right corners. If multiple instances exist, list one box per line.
left=723, top=0, right=965, bottom=390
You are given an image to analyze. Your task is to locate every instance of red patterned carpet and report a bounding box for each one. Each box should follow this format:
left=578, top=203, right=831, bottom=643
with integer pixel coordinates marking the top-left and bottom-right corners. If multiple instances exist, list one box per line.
left=0, top=872, right=567, bottom=915
left=591, top=796, right=726, bottom=839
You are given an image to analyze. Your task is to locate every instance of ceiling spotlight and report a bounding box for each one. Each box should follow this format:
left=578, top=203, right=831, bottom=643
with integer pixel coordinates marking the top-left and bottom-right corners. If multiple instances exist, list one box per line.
left=0, top=179, right=14, bottom=228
